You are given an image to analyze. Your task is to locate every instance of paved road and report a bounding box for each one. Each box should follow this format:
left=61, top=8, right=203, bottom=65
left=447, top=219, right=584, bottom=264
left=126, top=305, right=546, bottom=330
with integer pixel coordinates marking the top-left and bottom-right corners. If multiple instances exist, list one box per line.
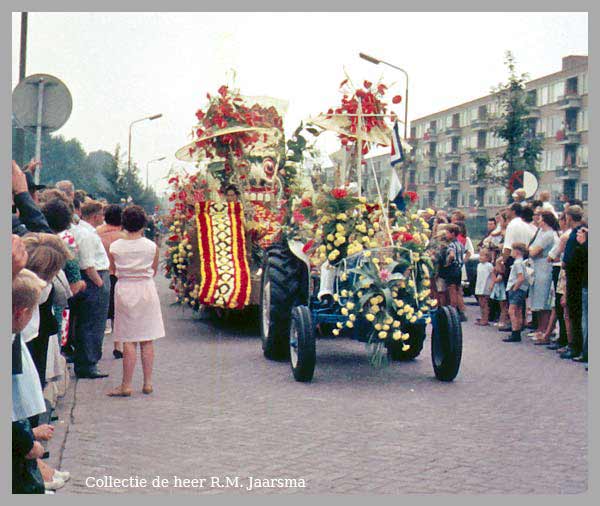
left=49, top=273, right=588, bottom=494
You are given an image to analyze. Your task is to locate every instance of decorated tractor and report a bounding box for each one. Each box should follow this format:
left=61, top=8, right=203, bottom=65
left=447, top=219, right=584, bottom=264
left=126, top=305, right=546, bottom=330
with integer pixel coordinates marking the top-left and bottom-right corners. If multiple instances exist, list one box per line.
left=165, top=76, right=462, bottom=383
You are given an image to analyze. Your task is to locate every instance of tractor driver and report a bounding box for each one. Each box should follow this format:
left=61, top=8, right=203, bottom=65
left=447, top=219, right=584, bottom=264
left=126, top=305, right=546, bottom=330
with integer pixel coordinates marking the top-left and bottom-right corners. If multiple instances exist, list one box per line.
left=225, top=184, right=240, bottom=203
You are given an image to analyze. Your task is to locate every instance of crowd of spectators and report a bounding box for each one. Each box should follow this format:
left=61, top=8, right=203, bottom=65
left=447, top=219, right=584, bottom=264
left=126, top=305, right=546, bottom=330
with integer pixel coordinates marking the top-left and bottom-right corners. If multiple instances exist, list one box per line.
left=11, top=160, right=161, bottom=493
left=427, top=188, right=588, bottom=367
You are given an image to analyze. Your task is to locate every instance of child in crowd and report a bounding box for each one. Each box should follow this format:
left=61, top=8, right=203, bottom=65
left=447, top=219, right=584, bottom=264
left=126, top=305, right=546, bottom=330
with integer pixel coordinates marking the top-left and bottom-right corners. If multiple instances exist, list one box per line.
left=430, top=224, right=450, bottom=307
left=503, top=243, right=530, bottom=343
left=475, top=249, right=494, bottom=326
left=489, top=254, right=509, bottom=329
left=440, top=224, right=467, bottom=321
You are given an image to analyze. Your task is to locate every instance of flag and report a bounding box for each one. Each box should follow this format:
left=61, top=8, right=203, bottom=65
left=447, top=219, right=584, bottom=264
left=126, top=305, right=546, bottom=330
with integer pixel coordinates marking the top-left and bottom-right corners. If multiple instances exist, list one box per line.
left=390, top=120, right=404, bottom=166
left=388, top=166, right=405, bottom=211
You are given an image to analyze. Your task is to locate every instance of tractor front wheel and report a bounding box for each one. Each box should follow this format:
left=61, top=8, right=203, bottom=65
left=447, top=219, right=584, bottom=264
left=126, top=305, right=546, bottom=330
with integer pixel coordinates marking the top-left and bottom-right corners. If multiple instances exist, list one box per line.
left=289, top=305, right=316, bottom=382
left=431, top=306, right=463, bottom=381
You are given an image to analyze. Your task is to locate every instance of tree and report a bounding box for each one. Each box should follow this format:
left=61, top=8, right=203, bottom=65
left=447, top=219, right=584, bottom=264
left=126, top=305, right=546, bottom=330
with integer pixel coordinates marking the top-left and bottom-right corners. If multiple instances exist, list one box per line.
left=471, top=51, right=543, bottom=199
left=12, top=121, right=160, bottom=212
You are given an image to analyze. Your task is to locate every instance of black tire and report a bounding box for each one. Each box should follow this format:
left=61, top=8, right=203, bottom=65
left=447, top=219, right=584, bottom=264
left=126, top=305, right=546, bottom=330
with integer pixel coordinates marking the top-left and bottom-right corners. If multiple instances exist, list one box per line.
left=387, top=321, right=426, bottom=361
left=289, top=305, right=316, bottom=382
left=431, top=306, right=463, bottom=381
left=260, top=244, right=303, bottom=360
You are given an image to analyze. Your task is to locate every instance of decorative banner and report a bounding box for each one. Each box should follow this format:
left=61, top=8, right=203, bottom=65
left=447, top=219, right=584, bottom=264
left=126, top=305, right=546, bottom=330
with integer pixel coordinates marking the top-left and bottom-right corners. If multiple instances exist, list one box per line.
left=195, top=201, right=251, bottom=309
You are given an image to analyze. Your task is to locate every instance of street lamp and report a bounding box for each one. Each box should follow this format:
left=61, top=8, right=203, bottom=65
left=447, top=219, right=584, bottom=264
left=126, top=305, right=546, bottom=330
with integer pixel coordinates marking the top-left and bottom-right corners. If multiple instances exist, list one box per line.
left=128, top=113, right=163, bottom=175
left=359, top=52, right=409, bottom=140
left=146, top=156, right=166, bottom=189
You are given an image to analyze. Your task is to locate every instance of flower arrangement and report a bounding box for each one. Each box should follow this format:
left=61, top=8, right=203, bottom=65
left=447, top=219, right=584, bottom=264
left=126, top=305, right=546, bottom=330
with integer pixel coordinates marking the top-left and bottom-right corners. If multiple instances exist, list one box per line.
left=333, top=246, right=437, bottom=366
left=188, top=85, right=285, bottom=188
left=325, top=79, right=402, bottom=155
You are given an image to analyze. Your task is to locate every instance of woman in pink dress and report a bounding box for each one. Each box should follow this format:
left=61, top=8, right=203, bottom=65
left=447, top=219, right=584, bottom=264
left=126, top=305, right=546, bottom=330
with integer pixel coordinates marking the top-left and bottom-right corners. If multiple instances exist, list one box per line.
left=106, top=205, right=165, bottom=397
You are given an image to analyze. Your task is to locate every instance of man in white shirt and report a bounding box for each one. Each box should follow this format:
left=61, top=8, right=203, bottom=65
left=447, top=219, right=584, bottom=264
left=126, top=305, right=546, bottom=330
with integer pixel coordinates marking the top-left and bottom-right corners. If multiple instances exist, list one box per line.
left=70, top=201, right=111, bottom=379
left=503, top=203, right=535, bottom=257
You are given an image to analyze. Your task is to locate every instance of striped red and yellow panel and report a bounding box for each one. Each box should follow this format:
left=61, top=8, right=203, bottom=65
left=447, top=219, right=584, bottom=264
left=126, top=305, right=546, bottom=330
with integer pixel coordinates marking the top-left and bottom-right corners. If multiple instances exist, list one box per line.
left=195, top=201, right=251, bottom=309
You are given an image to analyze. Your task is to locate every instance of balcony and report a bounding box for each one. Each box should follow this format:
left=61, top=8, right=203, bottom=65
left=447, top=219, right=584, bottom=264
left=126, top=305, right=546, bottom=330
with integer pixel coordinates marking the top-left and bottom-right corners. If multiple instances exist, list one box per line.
left=470, top=117, right=489, bottom=130
left=444, top=151, right=461, bottom=161
left=444, top=125, right=462, bottom=137
left=523, top=105, right=541, bottom=119
left=555, top=165, right=581, bottom=179
left=556, top=130, right=581, bottom=145
left=427, top=151, right=437, bottom=161
left=445, top=176, right=460, bottom=187
left=423, top=130, right=437, bottom=143
left=557, top=94, right=582, bottom=110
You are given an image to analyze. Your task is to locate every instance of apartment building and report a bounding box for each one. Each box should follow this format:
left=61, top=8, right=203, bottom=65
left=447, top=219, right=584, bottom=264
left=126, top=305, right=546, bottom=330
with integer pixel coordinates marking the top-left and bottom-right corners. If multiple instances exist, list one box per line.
left=407, top=55, right=588, bottom=215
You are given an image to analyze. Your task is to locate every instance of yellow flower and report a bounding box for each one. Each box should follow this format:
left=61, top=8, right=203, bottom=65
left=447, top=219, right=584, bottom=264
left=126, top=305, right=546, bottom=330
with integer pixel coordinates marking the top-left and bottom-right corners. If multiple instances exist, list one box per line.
left=374, top=323, right=382, bottom=331
left=336, top=223, right=345, bottom=233
left=368, top=228, right=375, bottom=237
left=336, top=322, right=343, bottom=329
left=341, top=289, right=348, bottom=297
left=402, top=344, right=411, bottom=351
left=346, top=302, right=355, bottom=311
left=363, top=251, right=371, bottom=257
left=341, top=307, right=349, bottom=316
left=186, top=244, right=193, bottom=250
left=328, top=251, right=337, bottom=261
left=383, top=324, right=390, bottom=331
left=357, top=291, right=363, bottom=297
left=392, top=320, right=401, bottom=328
left=336, top=213, right=348, bottom=221
left=392, top=331, right=402, bottom=341
left=372, top=257, right=380, bottom=264
left=423, top=279, right=431, bottom=287
left=358, top=197, right=367, bottom=203
left=425, top=317, right=432, bottom=325
left=174, top=221, right=180, bottom=226
left=408, top=280, right=415, bottom=287
left=369, top=241, right=378, bottom=248
left=384, top=257, right=393, bottom=264
left=401, top=333, right=410, bottom=341
left=373, top=222, right=380, bottom=231
left=365, top=313, right=375, bottom=322
left=340, top=272, right=348, bottom=281
left=378, top=331, right=388, bottom=339
left=333, top=329, right=340, bottom=336
left=398, top=226, right=407, bottom=233
left=397, top=299, right=404, bottom=307
left=429, top=299, right=438, bottom=307
left=333, top=294, right=339, bottom=301
left=327, top=234, right=335, bottom=242
left=410, top=316, right=417, bottom=323
left=346, top=320, right=354, bottom=328
left=384, top=316, right=392, bottom=324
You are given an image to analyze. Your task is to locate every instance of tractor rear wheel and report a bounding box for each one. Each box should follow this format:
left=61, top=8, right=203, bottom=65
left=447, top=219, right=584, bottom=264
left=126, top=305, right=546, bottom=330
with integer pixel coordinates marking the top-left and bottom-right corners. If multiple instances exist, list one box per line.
left=260, top=244, right=303, bottom=360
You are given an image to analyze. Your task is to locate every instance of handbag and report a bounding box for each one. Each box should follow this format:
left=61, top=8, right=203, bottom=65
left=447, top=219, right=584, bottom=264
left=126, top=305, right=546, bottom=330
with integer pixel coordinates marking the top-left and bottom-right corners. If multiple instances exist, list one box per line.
left=524, top=259, right=535, bottom=285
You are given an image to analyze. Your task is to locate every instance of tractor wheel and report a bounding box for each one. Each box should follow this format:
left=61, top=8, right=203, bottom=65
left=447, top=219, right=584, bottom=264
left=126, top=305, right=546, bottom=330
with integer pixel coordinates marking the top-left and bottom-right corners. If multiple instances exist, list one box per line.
left=260, top=244, right=303, bottom=360
left=431, top=306, right=463, bottom=381
left=387, top=321, right=426, bottom=361
left=289, top=305, right=316, bottom=382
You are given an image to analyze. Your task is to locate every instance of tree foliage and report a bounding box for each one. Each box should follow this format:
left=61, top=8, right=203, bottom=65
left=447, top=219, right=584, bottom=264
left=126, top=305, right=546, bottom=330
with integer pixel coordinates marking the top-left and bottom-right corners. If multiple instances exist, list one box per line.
left=471, top=51, right=544, bottom=198
left=12, top=121, right=159, bottom=212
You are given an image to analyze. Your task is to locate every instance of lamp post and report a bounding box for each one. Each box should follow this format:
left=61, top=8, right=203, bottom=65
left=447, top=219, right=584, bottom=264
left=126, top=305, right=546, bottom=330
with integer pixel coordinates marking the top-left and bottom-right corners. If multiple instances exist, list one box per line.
left=128, top=113, right=163, bottom=175
left=146, top=156, right=166, bottom=189
left=359, top=52, right=409, bottom=140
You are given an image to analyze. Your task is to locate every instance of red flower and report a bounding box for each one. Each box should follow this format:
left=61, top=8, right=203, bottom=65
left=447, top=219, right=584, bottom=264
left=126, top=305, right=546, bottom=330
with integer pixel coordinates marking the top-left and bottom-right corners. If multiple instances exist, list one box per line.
left=201, top=179, right=207, bottom=186
left=195, top=110, right=205, bottom=121
left=218, top=85, right=228, bottom=97
left=405, top=191, right=418, bottom=203
left=363, top=80, right=372, bottom=89
left=392, top=95, right=402, bottom=104
left=169, top=235, right=179, bottom=242
left=302, top=239, right=315, bottom=254
left=300, top=198, right=313, bottom=208
left=331, top=188, right=348, bottom=199
left=293, top=210, right=305, bottom=224
left=377, top=84, right=388, bottom=94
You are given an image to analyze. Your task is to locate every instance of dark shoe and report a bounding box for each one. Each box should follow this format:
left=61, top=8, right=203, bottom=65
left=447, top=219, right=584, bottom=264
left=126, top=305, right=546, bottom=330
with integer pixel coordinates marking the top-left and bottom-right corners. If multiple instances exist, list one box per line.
left=498, top=325, right=512, bottom=332
left=503, top=333, right=522, bottom=343
left=546, top=342, right=563, bottom=350
left=113, top=349, right=123, bottom=359
left=459, top=312, right=468, bottom=322
left=76, top=369, right=109, bottom=379
left=572, top=354, right=588, bottom=363
left=560, top=348, right=579, bottom=360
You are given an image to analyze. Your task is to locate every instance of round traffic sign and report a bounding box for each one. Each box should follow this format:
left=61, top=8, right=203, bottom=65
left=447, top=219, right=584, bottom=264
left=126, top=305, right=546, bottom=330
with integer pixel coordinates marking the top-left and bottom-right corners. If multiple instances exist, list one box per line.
left=12, top=73, right=72, bottom=132
left=509, top=170, right=538, bottom=198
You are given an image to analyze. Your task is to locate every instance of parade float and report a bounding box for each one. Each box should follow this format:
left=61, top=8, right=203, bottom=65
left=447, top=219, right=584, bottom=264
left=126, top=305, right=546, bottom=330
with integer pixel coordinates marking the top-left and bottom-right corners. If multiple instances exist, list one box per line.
left=165, top=76, right=462, bottom=383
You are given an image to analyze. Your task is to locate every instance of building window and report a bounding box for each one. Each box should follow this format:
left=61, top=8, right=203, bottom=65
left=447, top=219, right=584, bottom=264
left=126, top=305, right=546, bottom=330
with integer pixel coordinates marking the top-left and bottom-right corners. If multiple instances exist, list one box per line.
left=581, top=183, right=588, bottom=202
left=565, top=76, right=578, bottom=95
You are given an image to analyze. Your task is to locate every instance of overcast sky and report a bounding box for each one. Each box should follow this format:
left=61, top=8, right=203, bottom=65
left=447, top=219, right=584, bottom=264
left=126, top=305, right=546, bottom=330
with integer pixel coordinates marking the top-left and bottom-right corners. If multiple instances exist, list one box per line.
left=11, top=12, right=588, bottom=192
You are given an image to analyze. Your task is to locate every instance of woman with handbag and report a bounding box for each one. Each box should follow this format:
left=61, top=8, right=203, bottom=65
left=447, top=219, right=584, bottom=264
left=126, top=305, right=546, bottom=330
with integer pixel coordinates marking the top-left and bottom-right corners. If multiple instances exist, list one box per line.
left=528, top=211, right=560, bottom=344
